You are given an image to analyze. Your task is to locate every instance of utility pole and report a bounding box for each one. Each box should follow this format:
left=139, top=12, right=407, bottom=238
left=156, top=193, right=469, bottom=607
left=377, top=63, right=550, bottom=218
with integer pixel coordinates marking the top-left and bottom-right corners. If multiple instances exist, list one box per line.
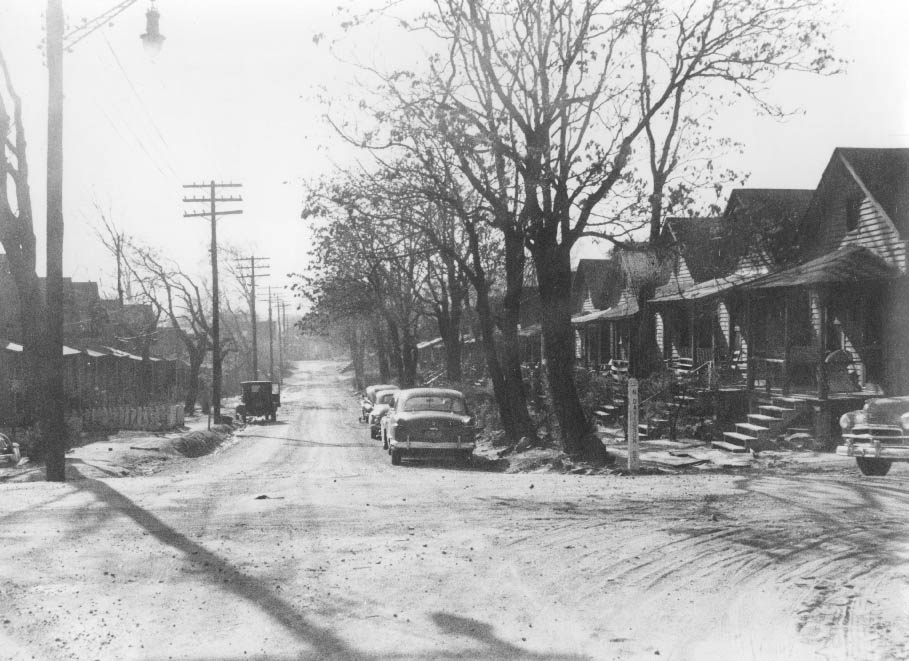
left=44, top=0, right=66, bottom=482
left=183, top=181, right=242, bottom=424
left=267, top=288, right=274, bottom=382
left=236, top=256, right=270, bottom=380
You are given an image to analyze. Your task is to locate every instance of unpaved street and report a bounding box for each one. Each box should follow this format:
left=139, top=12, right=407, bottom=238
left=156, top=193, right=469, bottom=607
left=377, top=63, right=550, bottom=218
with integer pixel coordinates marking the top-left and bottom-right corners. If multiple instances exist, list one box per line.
left=1, top=361, right=908, bottom=660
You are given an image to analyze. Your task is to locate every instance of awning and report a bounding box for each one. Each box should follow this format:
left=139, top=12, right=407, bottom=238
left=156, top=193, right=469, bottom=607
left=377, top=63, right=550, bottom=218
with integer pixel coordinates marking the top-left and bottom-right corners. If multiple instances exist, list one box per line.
left=572, top=299, right=639, bottom=325
left=745, top=244, right=899, bottom=289
left=650, top=270, right=764, bottom=303
left=4, top=342, right=82, bottom=356
left=416, top=337, right=443, bottom=350
left=517, top=323, right=541, bottom=337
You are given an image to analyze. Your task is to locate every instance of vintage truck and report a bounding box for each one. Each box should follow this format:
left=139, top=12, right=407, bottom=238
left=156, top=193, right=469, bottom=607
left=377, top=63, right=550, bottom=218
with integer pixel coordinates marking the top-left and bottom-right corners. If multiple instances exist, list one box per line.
left=837, top=395, right=909, bottom=476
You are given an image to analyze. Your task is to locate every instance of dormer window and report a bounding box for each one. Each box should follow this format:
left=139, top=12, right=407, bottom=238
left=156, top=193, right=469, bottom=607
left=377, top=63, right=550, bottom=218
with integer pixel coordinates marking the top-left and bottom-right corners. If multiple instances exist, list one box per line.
left=845, top=195, right=862, bottom=232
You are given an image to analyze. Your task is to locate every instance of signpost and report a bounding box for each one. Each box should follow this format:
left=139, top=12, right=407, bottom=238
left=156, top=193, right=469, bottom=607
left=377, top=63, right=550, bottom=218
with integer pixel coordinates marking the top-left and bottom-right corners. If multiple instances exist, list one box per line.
left=627, top=377, right=639, bottom=472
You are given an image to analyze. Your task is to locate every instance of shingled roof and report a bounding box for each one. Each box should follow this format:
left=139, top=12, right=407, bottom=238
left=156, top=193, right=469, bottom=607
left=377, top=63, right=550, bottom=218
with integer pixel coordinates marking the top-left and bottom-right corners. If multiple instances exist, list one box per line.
left=572, top=258, right=622, bottom=311
left=837, top=148, right=909, bottom=238
left=663, top=216, right=725, bottom=282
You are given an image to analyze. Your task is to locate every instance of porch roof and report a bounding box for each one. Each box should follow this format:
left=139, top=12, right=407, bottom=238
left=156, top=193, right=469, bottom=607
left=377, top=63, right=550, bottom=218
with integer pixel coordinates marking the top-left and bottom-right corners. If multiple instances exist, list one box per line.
left=416, top=337, right=443, bottom=350
left=745, top=244, right=899, bottom=289
left=518, top=323, right=541, bottom=337
left=650, top=269, right=763, bottom=303
left=571, top=299, right=639, bottom=325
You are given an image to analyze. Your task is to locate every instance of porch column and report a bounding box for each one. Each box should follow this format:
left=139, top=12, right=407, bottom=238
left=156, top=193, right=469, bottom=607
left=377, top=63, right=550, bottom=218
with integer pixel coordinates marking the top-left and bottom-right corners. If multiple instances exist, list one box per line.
left=816, top=287, right=829, bottom=400
left=745, top=293, right=755, bottom=392
left=782, top=293, right=791, bottom=396
left=688, top=304, right=695, bottom=362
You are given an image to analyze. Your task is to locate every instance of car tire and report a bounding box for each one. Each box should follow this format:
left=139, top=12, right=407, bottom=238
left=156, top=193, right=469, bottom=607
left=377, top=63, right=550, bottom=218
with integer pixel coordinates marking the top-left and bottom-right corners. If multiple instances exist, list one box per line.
left=391, top=449, right=402, bottom=466
left=856, top=457, right=892, bottom=476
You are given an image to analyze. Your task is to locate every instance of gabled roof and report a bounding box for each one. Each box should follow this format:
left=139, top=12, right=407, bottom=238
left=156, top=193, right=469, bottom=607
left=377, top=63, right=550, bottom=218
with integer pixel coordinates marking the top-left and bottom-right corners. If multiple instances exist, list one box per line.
left=572, top=258, right=622, bottom=310
left=837, top=148, right=909, bottom=238
left=724, top=188, right=814, bottom=220
left=663, top=216, right=725, bottom=282
left=746, top=244, right=899, bottom=289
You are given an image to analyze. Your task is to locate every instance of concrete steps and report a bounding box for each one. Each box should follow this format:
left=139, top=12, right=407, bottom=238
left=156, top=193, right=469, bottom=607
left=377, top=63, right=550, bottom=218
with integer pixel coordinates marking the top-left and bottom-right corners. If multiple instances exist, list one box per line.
left=721, top=395, right=808, bottom=451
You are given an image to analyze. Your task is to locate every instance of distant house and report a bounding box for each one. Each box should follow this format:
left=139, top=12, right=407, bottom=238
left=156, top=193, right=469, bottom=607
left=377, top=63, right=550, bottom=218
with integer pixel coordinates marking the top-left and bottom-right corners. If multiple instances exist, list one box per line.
left=571, top=249, right=669, bottom=370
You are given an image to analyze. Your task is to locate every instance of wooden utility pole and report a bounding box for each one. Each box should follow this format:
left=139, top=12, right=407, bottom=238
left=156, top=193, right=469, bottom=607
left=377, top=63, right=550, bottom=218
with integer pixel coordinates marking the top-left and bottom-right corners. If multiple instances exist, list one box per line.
left=183, top=182, right=242, bottom=423
left=44, top=0, right=66, bottom=482
left=267, top=288, right=274, bottom=381
left=237, top=256, right=269, bottom=380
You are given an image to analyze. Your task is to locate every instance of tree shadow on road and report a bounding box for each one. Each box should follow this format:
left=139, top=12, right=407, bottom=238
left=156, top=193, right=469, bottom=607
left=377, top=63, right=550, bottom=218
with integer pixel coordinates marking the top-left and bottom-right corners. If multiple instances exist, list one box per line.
left=429, top=612, right=588, bottom=660
left=72, top=470, right=359, bottom=660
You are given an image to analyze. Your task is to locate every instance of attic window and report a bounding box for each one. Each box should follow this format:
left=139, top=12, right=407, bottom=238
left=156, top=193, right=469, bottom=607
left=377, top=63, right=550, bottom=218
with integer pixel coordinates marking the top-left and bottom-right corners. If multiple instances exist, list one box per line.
left=845, top=195, right=862, bottom=232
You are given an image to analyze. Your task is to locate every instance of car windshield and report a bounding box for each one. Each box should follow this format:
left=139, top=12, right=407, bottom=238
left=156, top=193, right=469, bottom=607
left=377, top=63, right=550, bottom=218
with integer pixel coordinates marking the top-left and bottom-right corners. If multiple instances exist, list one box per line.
left=378, top=393, right=395, bottom=405
left=403, top=395, right=466, bottom=414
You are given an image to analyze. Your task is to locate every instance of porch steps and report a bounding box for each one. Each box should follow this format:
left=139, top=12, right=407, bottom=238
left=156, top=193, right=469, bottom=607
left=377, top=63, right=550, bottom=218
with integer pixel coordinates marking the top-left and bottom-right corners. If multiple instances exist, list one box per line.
left=735, top=422, right=770, bottom=440
left=759, top=404, right=797, bottom=418
left=713, top=439, right=749, bottom=453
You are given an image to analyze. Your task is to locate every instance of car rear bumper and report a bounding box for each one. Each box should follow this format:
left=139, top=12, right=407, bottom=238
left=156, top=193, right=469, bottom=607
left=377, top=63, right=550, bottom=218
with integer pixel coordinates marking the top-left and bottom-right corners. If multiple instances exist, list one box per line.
left=389, top=439, right=475, bottom=452
left=837, top=443, right=909, bottom=460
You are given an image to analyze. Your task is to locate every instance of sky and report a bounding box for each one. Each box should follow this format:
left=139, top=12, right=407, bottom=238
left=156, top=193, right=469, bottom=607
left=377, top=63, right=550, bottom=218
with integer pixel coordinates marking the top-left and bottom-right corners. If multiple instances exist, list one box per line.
left=1, top=0, right=908, bottom=308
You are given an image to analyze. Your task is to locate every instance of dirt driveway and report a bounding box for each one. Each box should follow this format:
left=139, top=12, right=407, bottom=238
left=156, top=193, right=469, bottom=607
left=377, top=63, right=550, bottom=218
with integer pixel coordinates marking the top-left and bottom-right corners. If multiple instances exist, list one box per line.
left=0, top=361, right=907, bottom=660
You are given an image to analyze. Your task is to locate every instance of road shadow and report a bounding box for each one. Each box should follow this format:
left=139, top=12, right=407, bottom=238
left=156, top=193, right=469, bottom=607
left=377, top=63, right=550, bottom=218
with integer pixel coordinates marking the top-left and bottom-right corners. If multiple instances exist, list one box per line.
left=72, top=470, right=360, bottom=660
left=429, top=612, right=588, bottom=660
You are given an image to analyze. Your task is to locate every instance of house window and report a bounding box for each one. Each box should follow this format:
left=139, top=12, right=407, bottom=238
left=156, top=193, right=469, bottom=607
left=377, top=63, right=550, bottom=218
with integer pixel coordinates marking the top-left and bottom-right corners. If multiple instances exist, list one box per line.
left=845, top=195, right=862, bottom=232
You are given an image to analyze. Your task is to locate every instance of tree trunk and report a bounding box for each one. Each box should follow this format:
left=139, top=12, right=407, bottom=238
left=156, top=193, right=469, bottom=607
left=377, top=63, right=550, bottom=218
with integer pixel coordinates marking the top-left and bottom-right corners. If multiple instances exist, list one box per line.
left=500, top=228, right=536, bottom=438
left=184, top=350, right=204, bottom=415
left=475, top=286, right=518, bottom=438
left=442, top=329, right=462, bottom=382
left=372, top=316, right=391, bottom=383
left=385, top=318, right=404, bottom=383
left=534, top=243, right=606, bottom=462
left=401, top=336, right=418, bottom=387
left=631, top=283, right=660, bottom=378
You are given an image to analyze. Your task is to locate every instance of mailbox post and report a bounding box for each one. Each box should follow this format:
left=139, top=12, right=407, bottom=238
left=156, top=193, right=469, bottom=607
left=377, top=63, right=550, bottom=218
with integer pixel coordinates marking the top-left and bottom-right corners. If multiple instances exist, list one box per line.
left=628, top=377, right=639, bottom=472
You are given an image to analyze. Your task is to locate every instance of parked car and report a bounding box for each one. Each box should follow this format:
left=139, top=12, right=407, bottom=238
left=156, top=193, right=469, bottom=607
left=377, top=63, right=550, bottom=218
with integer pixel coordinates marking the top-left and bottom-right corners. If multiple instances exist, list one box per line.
left=236, top=381, right=280, bottom=423
left=837, top=395, right=909, bottom=475
left=368, top=389, right=398, bottom=439
left=360, top=384, right=398, bottom=423
left=383, top=388, right=476, bottom=466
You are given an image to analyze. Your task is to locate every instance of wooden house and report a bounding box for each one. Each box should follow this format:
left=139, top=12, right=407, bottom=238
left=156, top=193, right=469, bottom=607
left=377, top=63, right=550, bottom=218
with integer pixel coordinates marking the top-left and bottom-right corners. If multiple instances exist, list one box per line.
left=572, top=250, right=668, bottom=371
left=651, top=190, right=813, bottom=376
left=740, top=148, right=909, bottom=397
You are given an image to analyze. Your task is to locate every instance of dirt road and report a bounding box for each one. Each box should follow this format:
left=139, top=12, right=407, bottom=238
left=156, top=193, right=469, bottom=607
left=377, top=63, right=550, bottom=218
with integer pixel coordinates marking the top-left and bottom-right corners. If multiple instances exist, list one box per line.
left=1, top=361, right=907, bottom=660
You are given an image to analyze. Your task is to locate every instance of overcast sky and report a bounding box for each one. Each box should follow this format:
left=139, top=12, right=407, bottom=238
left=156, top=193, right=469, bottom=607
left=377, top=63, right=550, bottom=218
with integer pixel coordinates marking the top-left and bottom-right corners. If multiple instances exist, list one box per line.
left=1, top=0, right=908, bottom=305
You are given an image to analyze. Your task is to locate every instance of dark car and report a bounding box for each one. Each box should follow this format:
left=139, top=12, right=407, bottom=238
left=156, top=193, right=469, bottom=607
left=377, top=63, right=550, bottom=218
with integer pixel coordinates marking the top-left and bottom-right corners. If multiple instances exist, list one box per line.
left=236, top=381, right=280, bottom=423
left=837, top=395, right=909, bottom=475
left=383, top=388, right=476, bottom=466
left=360, top=384, right=398, bottom=423
left=367, top=389, right=398, bottom=439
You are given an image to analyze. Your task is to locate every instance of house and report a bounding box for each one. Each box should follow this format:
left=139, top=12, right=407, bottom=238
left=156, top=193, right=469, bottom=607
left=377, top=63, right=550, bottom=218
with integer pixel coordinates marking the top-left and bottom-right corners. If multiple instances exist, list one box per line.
left=739, top=148, right=909, bottom=397
left=571, top=249, right=669, bottom=371
left=650, top=190, right=813, bottom=374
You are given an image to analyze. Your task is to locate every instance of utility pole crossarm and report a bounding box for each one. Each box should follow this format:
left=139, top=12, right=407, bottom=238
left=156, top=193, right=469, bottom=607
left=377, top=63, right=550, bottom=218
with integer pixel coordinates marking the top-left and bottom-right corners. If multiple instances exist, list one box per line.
left=183, top=210, right=243, bottom=218
left=182, top=197, right=244, bottom=204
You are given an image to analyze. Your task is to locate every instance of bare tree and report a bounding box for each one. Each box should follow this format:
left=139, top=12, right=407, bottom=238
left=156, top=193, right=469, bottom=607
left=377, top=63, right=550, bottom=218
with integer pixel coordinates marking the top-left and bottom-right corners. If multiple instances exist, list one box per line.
left=0, top=47, right=44, bottom=431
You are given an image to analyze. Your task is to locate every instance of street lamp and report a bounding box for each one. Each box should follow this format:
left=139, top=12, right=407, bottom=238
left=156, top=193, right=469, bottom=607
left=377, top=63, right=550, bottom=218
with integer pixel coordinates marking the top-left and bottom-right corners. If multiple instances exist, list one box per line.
left=140, top=3, right=165, bottom=55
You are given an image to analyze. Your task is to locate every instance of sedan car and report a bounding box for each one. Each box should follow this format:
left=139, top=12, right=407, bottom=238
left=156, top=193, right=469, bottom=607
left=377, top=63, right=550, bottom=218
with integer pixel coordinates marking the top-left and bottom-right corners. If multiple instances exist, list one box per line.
left=360, top=383, right=398, bottom=423
left=367, top=389, right=398, bottom=439
left=837, top=395, right=909, bottom=476
left=382, top=388, right=476, bottom=466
